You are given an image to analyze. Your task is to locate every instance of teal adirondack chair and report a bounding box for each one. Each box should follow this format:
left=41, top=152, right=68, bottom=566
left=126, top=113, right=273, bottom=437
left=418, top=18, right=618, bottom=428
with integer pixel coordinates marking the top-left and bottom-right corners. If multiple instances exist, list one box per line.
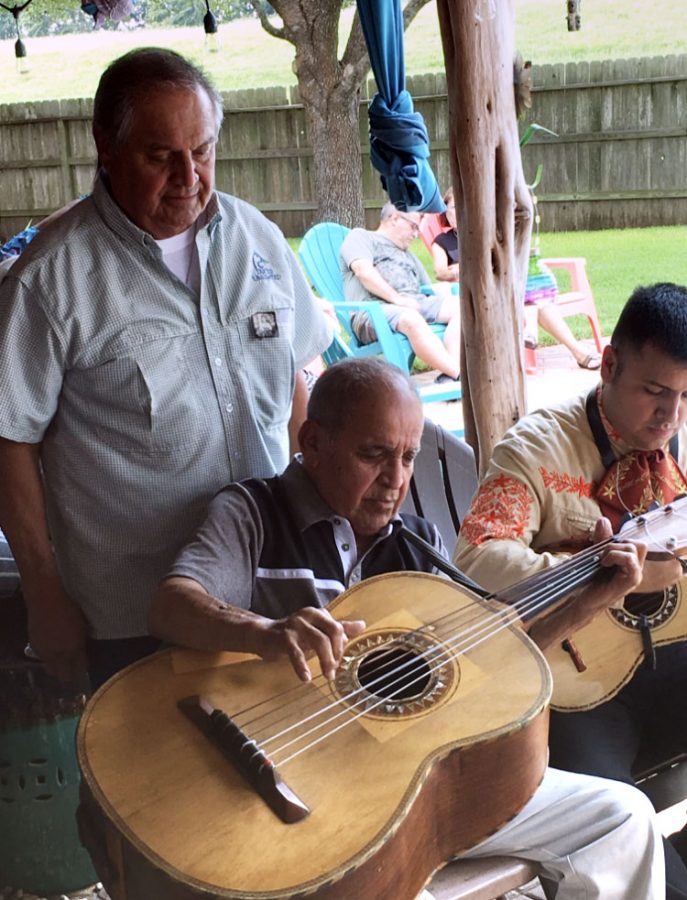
left=298, top=222, right=461, bottom=405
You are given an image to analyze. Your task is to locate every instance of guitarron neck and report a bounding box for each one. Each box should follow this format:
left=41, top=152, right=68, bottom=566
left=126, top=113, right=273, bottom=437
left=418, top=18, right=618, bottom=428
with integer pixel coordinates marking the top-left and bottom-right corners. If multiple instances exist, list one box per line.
left=494, top=539, right=611, bottom=625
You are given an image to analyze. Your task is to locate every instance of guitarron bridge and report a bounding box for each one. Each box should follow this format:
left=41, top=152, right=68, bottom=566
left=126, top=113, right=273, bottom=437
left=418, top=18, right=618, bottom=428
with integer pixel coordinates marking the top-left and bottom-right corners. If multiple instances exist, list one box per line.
left=178, top=694, right=310, bottom=824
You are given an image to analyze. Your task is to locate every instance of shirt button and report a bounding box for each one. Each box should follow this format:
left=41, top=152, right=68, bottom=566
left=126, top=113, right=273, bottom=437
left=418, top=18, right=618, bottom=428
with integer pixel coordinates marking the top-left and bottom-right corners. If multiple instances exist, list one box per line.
left=342, top=543, right=350, bottom=551
left=226, top=403, right=233, bottom=413
left=333, top=518, right=341, bottom=525
left=215, top=357, right=223, bottom=367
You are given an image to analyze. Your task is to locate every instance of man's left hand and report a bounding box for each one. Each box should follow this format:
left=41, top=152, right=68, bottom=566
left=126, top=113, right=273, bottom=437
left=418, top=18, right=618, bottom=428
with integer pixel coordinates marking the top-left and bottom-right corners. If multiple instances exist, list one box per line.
left=528, top=517, right=646, bottom=651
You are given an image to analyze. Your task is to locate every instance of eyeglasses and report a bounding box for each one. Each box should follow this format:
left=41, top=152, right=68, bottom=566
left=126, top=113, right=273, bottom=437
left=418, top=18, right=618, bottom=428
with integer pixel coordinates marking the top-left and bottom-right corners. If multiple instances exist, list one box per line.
left=394, top=212, right=421, bottom=234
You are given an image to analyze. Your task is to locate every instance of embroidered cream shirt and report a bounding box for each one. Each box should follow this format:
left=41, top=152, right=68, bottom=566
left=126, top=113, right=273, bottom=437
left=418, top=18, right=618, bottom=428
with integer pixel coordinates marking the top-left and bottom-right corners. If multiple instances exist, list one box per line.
left=454, top=391, right=687, bottom=594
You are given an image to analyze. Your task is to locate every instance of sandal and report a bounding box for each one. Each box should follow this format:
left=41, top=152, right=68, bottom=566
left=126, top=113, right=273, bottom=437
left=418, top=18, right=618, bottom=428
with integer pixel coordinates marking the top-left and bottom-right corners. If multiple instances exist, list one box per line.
left=577, top=352, right=602, bottom=370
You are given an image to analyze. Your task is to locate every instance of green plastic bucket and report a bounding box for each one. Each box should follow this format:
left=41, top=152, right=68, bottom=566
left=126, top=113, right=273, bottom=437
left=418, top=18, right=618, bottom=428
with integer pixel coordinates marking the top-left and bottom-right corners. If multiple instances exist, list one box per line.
left=0, top=593, right=97, bottom=894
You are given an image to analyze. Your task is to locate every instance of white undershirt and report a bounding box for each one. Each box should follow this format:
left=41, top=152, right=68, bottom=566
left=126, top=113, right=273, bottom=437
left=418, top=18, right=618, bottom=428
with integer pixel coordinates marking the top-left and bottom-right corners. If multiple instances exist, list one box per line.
left=156, top=222, right=200, bottom=293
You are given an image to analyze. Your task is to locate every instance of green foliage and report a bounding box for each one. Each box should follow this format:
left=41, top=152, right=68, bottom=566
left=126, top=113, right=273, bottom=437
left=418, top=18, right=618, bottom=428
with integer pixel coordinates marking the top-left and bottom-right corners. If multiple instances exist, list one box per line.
left=0, top=0, right=681, bottom=102
left=0, top=0, right=261, bottom=40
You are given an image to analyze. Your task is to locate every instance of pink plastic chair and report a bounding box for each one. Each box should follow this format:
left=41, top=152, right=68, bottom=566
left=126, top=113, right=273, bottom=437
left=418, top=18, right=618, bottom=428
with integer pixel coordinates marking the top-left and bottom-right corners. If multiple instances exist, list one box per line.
left=419, top=212, right=451, bottom=251
left=541, top=257, right=603, bottom=352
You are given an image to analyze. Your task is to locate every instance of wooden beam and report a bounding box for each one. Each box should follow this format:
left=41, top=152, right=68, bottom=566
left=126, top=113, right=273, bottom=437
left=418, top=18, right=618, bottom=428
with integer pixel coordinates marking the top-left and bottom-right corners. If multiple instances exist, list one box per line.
left=436, top=0, right=530, bottom=474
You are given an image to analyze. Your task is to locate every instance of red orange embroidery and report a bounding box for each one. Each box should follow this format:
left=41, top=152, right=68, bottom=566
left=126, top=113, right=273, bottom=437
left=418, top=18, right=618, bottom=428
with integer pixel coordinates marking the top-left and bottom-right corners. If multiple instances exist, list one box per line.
left=539, top=467, right=593, bottom=498
left=461, top=474, right=531, bottom=545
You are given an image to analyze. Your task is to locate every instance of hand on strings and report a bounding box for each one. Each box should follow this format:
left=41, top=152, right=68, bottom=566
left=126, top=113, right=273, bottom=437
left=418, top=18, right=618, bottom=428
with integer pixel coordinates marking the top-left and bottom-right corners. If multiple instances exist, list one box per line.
left=528, top=517, right=645, bottom=651
left=593, top=516, right=647, bottom=606
left=259, top=607, right=365, bottom=682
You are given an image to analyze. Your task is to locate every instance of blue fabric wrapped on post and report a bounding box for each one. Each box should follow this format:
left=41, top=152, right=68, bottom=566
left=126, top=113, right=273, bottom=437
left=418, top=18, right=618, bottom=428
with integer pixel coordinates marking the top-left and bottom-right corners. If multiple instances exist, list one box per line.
left=356, top=0, right=444, bottom=213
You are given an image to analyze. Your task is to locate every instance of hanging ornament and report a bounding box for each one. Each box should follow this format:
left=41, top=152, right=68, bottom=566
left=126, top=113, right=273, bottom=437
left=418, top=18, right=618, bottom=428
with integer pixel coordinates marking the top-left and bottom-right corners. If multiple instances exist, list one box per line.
left=203, top=0, right=220, bottom=53
left=80, top=0, right=133, bottom=28
left=566, top=0, right=581, bottom=32
left=513, top=51, right=533, bottom=119
left=0, top=1, right=33, bottom=73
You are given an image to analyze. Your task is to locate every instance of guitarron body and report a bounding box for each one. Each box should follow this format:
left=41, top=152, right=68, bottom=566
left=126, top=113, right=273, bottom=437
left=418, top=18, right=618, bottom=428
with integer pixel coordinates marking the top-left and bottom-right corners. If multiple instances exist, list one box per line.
left=547, top=579, right=687, bottom=711
left=77, top=573, right=551, bottom=900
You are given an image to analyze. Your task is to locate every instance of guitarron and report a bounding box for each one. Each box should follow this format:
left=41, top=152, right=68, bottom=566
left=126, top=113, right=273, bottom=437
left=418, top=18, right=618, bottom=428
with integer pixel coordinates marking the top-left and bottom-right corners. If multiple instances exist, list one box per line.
left=77, top=572, right=551, bottom=900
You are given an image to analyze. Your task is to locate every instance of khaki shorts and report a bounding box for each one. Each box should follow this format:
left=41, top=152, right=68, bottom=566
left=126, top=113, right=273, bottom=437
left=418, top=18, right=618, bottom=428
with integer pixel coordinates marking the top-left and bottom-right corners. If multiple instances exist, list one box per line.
left=351, top=294, right=444, bottom=345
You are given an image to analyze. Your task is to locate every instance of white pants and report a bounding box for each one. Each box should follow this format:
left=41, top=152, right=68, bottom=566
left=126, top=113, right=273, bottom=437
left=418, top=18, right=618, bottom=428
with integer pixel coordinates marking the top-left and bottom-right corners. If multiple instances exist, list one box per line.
left=422, top=767, right=664, bottom=899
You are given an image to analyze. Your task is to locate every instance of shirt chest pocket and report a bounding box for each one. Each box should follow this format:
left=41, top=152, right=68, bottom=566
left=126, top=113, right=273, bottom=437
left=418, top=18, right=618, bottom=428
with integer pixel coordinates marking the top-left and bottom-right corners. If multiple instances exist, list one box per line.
left=88, top=340, right=197, bottom=455
left=235, top=304, right=296, bottom=434
left=535, top=508, right=598, bottom=552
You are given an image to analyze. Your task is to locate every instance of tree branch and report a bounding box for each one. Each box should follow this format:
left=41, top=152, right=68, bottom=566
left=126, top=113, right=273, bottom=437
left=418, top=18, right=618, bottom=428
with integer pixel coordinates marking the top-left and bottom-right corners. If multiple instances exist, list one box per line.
left=248, top=0, right=287, bottom=42
left=340, top=7, right=371, bottom=86
left=403, top=0, right=431, bottom=30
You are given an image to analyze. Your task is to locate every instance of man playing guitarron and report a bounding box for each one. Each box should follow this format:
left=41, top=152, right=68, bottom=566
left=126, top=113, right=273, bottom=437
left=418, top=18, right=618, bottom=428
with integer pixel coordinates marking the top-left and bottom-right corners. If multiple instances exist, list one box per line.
left=456, top=283, right=687, bottom=899
left=150, top=357, right=664, bottom=899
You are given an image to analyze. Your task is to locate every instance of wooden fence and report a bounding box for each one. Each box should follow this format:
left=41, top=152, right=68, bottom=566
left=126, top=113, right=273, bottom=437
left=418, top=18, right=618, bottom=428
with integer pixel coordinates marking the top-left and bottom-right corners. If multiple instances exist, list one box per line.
left=0, top=54, right=685, bottom=241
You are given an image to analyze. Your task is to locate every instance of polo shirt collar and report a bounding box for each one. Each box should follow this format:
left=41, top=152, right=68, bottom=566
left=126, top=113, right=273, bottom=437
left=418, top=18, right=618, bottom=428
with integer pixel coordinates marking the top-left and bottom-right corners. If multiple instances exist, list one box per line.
left=281, top=456, right=401, bottom=539
left=92, top=172, right=222, bottom=248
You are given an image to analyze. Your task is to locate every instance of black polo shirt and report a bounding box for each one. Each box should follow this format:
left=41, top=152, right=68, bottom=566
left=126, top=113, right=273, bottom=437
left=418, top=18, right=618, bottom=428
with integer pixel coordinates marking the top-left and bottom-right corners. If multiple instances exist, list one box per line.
left=170, top=457, right=446, bottom=619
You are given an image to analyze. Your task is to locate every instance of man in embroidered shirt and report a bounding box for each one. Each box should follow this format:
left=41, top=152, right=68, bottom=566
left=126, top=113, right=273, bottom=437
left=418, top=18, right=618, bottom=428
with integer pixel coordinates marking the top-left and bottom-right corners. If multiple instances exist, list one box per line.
left=0, top=48, right=330, bottom=689
left=340, top=203, right=461, bottom=383
left=455, top=282, right=687, bottom=898
left=149, top=357, right=664, bottom=900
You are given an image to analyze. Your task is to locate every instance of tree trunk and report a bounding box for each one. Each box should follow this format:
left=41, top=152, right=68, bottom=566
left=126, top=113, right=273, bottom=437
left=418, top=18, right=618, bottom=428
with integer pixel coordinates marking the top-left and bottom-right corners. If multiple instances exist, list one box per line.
left=255, top=0, right=432, bottom=228
left=436, top=0, right=532, bottom=475
left=298, top=79, right=366, bottom=228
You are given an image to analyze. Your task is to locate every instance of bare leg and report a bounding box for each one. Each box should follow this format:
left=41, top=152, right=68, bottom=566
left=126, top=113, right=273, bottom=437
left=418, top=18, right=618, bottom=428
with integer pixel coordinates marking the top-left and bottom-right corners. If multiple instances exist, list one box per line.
left=395, top=310, right=460, bottom=379
left=524, top=305, right=539, bottom=343
left=538, top=304, right=600, bottom=367
left=287, top=370, right=309, bottom=455
left=436, top=295, right=461, bottom=362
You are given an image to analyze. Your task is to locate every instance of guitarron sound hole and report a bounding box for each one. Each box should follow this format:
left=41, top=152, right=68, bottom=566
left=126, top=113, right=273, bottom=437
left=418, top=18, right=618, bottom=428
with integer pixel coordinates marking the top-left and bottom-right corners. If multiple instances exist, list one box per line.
left=357, top=648, right=430, bottom=701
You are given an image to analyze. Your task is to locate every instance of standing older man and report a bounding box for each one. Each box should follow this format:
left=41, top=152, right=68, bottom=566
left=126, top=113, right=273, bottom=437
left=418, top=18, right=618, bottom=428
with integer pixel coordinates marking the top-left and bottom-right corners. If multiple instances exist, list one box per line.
left=148, top=358, right=664, bottom=900
left=340, top=203, right=461, bottom=383
left=0, top=48, right=330, bottom=688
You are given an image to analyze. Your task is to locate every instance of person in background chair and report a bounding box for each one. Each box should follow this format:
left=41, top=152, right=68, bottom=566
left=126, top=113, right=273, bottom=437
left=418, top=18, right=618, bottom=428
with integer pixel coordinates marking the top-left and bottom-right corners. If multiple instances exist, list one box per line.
left=150, top=357, right=664, bottom=900
left=340, top=203, right=461, bottom=385
left=431, top=186, right=600, bottom=370
left=429, top=187, right=460, bottom=285
left=455, top=283, right=687, bottom=899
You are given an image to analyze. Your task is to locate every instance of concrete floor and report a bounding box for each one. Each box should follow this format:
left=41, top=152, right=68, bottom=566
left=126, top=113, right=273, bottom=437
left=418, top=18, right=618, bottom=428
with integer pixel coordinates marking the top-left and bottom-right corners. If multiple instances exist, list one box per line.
left=414, top=338, right=604, bottom=437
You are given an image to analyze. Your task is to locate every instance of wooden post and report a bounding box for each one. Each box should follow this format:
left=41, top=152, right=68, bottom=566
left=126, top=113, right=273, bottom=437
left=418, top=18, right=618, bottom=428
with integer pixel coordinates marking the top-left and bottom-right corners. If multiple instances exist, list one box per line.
left=436, top=0, right=532, bottom=475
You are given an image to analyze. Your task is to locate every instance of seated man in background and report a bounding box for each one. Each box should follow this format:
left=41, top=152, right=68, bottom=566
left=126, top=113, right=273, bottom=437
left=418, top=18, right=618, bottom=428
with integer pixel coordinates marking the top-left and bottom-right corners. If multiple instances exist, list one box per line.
left=150, top=356, right=664, bottom=899
left=340, top=203, right=461, bottom=384
left=455, top=283, right=687, bottom=899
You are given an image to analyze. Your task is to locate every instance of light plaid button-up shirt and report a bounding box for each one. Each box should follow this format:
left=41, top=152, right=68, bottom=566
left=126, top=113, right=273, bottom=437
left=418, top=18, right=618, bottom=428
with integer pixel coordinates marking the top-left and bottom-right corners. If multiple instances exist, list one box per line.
left=0, top=176, right=331, bottom=638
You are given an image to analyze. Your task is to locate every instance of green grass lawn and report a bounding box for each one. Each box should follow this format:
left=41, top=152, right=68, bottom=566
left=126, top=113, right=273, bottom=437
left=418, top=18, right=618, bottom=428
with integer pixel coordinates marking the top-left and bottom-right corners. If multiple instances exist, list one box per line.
left=536, top=227, right=687, bottom=341
left=410, top=225, right=687, bottom=343
left=290, top=225, right=687, bottom=345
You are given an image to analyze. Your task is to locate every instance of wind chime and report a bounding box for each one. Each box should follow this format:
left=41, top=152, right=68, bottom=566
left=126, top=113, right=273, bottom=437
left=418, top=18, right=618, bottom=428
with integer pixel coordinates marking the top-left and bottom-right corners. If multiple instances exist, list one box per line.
left=203, top=0, right=220, bottom=52
left=0, top=0, right=32, bottom=73
left=566, top=0, right=581, bottom=31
